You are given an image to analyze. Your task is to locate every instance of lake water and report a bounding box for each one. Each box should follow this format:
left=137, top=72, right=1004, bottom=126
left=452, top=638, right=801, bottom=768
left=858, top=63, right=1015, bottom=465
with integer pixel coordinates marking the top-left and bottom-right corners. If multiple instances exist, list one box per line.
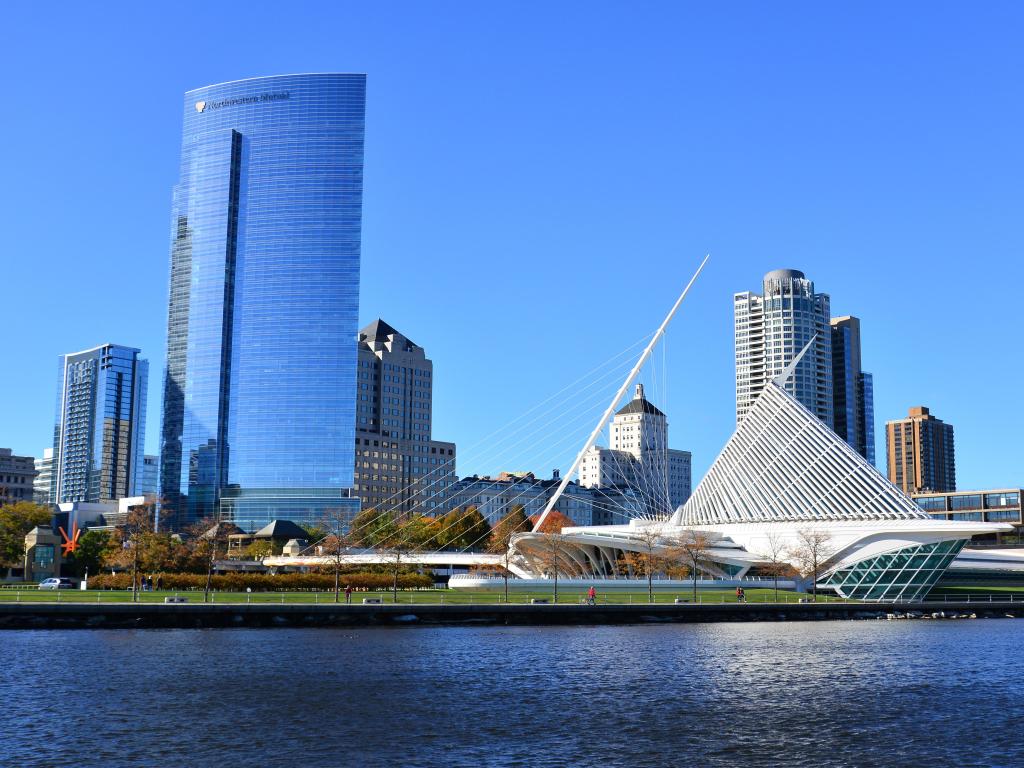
left=2, top=621, right=1021, bottom=767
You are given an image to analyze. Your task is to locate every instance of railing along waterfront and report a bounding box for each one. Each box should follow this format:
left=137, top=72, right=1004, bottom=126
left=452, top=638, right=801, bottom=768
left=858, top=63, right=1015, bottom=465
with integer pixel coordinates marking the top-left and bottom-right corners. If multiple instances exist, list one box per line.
left=1, top=588, right=1021, bottom=606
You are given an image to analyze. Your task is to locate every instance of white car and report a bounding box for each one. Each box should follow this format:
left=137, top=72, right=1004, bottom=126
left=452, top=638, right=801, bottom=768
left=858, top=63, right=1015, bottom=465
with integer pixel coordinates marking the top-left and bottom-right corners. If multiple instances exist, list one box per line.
left=38, top=577, right=75, bottom=590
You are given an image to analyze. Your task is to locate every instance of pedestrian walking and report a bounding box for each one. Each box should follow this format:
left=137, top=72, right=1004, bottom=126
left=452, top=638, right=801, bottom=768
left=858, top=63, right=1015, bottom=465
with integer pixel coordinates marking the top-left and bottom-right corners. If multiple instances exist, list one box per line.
left=587, top=585, right=597, bottom=605
left=344, top=585, right=353, bottom=604
left=156, top=575, right=163, bottom=591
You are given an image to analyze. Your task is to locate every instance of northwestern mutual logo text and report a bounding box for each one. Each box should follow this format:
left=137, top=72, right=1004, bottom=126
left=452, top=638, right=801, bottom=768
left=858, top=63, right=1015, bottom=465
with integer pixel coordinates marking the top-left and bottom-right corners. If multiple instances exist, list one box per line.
left=195, top=92, right=290, bottom=113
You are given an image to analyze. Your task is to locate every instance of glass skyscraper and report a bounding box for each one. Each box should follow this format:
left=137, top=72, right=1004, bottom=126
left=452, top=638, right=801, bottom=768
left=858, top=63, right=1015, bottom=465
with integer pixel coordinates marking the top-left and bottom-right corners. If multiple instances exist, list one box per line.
left=830, top=315, right=876, bottom=466
left=160, top=74, right=366, bottom=531
left=53, top=344, right=148, bottom=504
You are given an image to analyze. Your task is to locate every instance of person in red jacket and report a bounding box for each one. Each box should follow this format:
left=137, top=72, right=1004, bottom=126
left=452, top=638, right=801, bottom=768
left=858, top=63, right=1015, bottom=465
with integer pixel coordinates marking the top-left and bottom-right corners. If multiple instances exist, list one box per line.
left=587, top=585, right=597, bottom=605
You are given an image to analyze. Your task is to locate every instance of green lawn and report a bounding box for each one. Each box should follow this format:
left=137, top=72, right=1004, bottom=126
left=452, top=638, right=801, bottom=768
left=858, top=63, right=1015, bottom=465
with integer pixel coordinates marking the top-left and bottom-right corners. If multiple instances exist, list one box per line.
left=0, top=587, right=845, bottom=605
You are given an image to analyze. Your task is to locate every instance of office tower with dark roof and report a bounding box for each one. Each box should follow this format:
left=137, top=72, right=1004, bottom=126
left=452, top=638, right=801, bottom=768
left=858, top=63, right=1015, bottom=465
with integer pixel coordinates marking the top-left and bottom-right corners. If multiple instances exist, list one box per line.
left=159, top=74, right=366, bottom=531
left=353, top=320, right=457, bottom=516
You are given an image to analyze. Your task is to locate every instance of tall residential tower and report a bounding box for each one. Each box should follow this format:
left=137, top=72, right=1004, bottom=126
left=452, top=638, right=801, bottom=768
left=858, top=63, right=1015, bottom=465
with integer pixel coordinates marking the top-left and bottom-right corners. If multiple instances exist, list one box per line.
left=734, top=269, right=833, bottom=428
left=160, top=74, right=366, bottom=531
left=886, top=406, right=956, bottom=494
left=52, top=344, right=148, bottom=504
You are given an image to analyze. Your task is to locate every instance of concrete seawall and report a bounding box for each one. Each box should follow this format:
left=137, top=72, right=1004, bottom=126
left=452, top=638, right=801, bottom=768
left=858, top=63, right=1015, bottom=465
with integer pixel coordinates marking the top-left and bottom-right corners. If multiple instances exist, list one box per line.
left=0, top=601, right=1020, bottom=629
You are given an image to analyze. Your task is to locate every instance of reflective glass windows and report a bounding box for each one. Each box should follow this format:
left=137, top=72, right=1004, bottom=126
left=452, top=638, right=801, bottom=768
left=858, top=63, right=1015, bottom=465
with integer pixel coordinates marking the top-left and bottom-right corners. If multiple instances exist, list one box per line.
left=160, top=74, right=365, bottom=530
left=822, top=540, right=966, bottom=601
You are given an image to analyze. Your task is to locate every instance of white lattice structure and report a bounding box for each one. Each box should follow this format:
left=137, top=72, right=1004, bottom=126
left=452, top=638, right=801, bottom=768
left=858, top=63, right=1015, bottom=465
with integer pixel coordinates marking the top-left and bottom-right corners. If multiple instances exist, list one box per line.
left=511, top=367, right=1010, bottom=601
left=671, top=382, right=924, bottom=526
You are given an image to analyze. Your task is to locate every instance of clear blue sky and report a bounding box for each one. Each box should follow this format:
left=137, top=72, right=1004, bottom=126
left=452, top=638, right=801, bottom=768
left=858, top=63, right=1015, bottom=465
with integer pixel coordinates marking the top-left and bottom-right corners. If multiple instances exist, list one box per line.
left=3, top=2, right=1022, bottom=490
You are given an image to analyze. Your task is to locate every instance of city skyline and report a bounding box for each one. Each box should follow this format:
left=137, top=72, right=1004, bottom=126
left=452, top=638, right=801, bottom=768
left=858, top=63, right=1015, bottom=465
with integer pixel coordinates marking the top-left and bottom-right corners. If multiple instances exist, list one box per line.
left=3, top=4, right=1023, bottom=492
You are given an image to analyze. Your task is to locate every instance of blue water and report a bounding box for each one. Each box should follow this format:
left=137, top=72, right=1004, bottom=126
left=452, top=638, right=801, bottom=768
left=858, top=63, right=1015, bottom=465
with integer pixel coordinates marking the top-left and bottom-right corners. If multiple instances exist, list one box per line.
left=2, top=622, right=1022, bottom=767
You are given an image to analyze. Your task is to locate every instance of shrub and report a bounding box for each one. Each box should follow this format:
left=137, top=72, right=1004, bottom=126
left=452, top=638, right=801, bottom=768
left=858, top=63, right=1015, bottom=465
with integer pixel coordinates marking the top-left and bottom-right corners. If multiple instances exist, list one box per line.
left=87, top=571, right=432, bottom=591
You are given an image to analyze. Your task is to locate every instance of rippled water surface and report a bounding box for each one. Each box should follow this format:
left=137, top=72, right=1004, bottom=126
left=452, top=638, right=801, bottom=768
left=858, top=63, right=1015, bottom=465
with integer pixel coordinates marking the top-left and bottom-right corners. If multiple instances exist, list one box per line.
left=2, top=621, right=1022, bottom=767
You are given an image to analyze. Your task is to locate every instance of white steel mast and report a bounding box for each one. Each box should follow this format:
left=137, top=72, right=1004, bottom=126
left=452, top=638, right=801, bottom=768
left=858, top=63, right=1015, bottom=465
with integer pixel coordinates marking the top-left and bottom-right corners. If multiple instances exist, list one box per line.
left=531, top=255, right=710, bottom=533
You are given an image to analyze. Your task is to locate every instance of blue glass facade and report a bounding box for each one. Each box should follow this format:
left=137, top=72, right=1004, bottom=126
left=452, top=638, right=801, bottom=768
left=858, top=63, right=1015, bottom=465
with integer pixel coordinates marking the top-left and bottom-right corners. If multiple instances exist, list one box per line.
left=53, top=344, right=148, bottom=503
left=160, top=74, right=365, bottom=531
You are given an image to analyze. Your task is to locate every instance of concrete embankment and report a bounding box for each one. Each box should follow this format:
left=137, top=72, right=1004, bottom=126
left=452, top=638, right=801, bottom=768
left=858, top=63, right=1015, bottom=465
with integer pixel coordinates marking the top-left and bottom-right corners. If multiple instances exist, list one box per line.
left=0, top=601, right=1021, bottom=629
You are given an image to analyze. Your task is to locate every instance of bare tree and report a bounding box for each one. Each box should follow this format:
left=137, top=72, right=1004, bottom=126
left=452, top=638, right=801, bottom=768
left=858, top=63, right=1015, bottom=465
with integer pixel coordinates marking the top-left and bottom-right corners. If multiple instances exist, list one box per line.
left=487, top=506, right=530, bottom=603
left=667, top=529, right=713, bottom=603
left=318, top=507, right=353, bottom=603
left=532, top=533, right=570, bottom=603
left=758, top=530, right=791, bottom=603
left=788, top=528, right=835, bottom=602
left=187, top=518, right=230, bottom=604
left=382, top=516, right=430, bottom=604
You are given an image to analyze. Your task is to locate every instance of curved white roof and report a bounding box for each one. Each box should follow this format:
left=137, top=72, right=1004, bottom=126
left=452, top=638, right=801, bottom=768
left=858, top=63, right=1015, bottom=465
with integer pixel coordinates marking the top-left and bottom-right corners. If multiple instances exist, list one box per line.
left=672, top=382, right=929, bottom=525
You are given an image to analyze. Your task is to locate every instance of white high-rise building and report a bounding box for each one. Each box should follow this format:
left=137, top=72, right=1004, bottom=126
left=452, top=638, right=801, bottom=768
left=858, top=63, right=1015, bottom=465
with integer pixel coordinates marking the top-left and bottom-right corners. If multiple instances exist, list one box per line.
left=579, top=384, right=691, bottom=516
left=735, top=269, right=833, bottom=427
left=33, top=448, right=54, bottom=505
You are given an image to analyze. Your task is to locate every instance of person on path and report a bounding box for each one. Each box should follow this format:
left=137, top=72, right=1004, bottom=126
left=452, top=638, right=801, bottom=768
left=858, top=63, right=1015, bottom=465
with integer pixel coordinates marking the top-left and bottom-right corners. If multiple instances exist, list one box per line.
left=736, top=586, right=743, bottom=602
left=156, top=575, right=163, bottom=591
left=344, top=585, right=353, bottom=604
left=587, top=585, right=597, bottom=605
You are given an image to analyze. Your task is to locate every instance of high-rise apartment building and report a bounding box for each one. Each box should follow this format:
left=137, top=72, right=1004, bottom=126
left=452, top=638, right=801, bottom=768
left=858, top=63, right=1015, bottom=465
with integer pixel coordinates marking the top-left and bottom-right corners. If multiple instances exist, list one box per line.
left=33, top=448, right=54, bottom=505
left=160, top=74, right=366, bottom=531
left=0, top=448, right=38, bottom=505
left=886, top=406, right=956, bottom=494
left=735, top=269, right=833, bottom=427
left=52, top=344, right=148, bottom=504
left=830, top=316, right=875, bottom=464
left=353, top=320, right=457, bottom=516
left=579, top=384, right=692, bottom=516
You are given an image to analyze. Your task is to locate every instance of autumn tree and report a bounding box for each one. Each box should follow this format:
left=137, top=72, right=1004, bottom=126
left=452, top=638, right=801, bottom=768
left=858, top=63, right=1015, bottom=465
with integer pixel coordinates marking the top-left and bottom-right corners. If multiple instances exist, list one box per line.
left=318, top=506, right=353, bottom=603
left=527, top=509, right=577, bottom=603
left=348, top=507, right=397, bottom=548
left=105, top=501, right=157, bottom=602
left=437, top=506, right=491, bottom=551
left=532, top=533, right=569, bottom=603
left=788, top=528, right=835, bottom=602
left=0, top=501, right=52, bottom=576
left=667, top=529, right=713, bottom=603
left=381, top=515, right=431, bottom=604
left=487, top=506, right=530, bottom=603
left=626, top=525, right=673, bottom=604
left=187, top=518, right=232, bottom=603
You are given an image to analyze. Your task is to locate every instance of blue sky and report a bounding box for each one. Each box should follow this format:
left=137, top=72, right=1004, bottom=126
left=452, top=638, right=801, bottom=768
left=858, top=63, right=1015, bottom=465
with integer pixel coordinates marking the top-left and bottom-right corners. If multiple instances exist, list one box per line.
left=3, top=2, right=1022, bottom=490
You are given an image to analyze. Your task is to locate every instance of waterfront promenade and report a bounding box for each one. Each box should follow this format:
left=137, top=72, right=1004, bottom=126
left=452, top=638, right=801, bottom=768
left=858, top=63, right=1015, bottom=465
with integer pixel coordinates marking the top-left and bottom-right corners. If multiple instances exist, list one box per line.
left=1, top=598, right=1021, bottom=629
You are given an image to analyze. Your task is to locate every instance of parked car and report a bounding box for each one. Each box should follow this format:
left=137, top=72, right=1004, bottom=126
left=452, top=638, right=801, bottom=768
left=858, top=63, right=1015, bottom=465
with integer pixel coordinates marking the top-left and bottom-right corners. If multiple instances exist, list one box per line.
left=38, top=577, right=76, bottom=590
